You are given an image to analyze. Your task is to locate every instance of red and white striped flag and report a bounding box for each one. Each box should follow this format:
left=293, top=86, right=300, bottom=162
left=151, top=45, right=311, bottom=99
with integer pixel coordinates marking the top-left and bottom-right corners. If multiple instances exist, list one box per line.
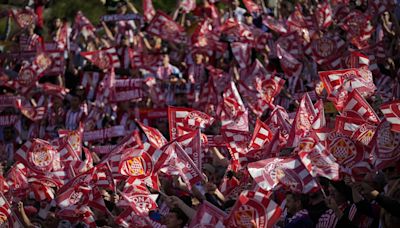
left=146, top=11, right=187, bottom=44
left=115, top=209, right=152, bottom=228
left=231, top=42, right=251, bottom=69
left=5, top=162, right=29, bottom=193
left=315, top=1, right=333, bottom=29
left=118, top=191, right=158, bottom=216
left=15, top=139, right=60, bottom=174
left=248, top=156, right=319, bottom=193
left=380, top=100, right=400, bottom=133
left=342, top=89, right=380, bottom=124
left=189, top=201, right=227, bottom=228
left=180, top=0, right=196, bottom=13
left=304, top=35, right=346, bottom=69
left=11, top=8, right=37, bottom=28
left=262, top=15, right=287, bottom=34
left=168, top=106, right=214, bottom=140
left=225, top=190, right=282, bottom=228
left=297, top=136, right=340, bottom=180
left=137, top=121, right=168, bottom=149
left=370, top=120, right=400, bottom=170
left=265, top=105, right=291, bottom=146
left=18, top=53, right=52, bottom=85
left=175, top=130, right=203, bottom=171
left=0, top=194, right=15, bottom=227
left=81, top=47, right=121, bottom=70
left=248, top=119, right=273, bottom=150
left=287, top=93, right=318, bottom=147
left=221, top=129, right=252, bottom=168
left=220, top=81, right=249, bottom=131
left=242, top=0, right=261, bottom=15
left=72, top=11, right=96, bottom=40
left=276, top=43, right=303, bottom=78
left=142, top=0, right=156, bottom=22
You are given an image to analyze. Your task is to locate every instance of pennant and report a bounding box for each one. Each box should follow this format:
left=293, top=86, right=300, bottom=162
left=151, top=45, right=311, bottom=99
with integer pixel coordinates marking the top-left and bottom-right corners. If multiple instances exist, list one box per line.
left=175, top=130, right=203, bottom=171
left=146, top=11, right=187, bottom=43
left=342, top=90, right=380, bottom=124
left=380, top=100, right=400, bottom=133
left=225, top=190, right=282, bottom=228
left=83, top=125, right=125, bottom=142
left=118, top=191, right=158, bottom=216
left=81, top=47, right=121, bottom=70
left=276, top=43, right=303, bottom=77
left=137, top=121, right=168, bottom=149
left=305, top=35, right=346, bottom=69
left=262, top=15, right=287, bottom=34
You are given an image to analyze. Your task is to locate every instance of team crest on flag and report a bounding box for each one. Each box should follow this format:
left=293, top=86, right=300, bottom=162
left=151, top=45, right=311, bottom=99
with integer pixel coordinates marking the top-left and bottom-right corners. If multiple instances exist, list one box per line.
left=119, top=153, right=153, bottom=178
left=18, top=67, right=35, bottom=86
left=11, top=8, right=37, bottom=28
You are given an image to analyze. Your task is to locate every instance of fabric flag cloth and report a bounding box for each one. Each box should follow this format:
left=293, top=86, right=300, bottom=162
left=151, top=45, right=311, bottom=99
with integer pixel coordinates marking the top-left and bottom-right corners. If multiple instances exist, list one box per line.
left=221, top=129, right=251, bottom=169
left=248, top=119, right=273, bottom=150
left=189, top=201, right=227, bottom=228
left=297, top=135, right=340, bottom=180
left=72, top=11, right=96, bottom=40
left=315, top=1, right=333, bottom=29
left=168, top=106, right=214, bottom=140
left=287, top=93, right=318, bottom=147
left=262, top=15, right=287, bottom=34
left=180, top=0, right=196, bottom=13
left=117, top=191, right=158, bottom=216
left=146, top=11, right=187, bottom=44
left=276, top=43, right=303, bottom=78
left=370, top=120, right=400, bottom=170
left=341, top=89, right=380, bottom=124
left=380, top=100, right=400, bottom=133
left=225, top=190, right=282, bottom=228
left=15, top=139, right=60, bottom=174
left=81, top=47, right=121, bottom=70
left=142, top=0, right=156, bottom=22
left=248, top=156, right=319, bottom=193
left=242, top=0, right=261, bottom=15
left=11, top=8, right=37, bottom=28
left=231, top=42, right=251, bottom=69
left=0, top=194, right=15, bottom=227
left=137, top=121, right=168, bottom=149
left=18, top=53, right=52, bottom=86
left=174, top=130, right=203, bottom=171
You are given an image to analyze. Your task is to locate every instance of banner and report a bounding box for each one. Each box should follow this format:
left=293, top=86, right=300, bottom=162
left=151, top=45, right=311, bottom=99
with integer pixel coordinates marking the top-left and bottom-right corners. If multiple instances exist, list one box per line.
left=83, top=125, right=125, bottom=142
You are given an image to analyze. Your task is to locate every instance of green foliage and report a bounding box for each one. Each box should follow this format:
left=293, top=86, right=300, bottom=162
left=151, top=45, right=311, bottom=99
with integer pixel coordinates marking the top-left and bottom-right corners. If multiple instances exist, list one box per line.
left=46, top=0, right=107, bottom=24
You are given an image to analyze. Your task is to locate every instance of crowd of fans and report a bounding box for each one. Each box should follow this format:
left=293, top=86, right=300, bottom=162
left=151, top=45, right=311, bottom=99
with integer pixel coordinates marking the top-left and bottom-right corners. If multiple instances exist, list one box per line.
left=0, top=0, right=400, bottom=227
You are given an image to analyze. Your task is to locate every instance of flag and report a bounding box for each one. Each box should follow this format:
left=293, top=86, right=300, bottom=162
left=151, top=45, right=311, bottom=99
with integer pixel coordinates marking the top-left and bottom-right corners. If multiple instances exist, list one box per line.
left=242, top=0, right=261, bottom=15
left=297, top=136, right=340, bottom=180
left=81, top=47, right=121, bottom=70
left=287, top=93, right=318, bottom=147
left=189, top=201, right=227, bottom=228
left=225, top=190, right=282, bottom=228
left=5, top=162, right=29, bottom=194
left=11, top=8, right=37, bottom=28
left=137, top=121, right=168, bottom=149
left=265, top=105, right=292, bottom=146
left=142, top=0, right=156, bottom=22
left=262, top=15, right=287, bottom=34
left=168, top=106, right=214, bottom=140
left=175, top=130, right=203, bottom=171
left=220, top=81, right=249, bottom=131
left=312, top=100, right=326, bottom=130
left=231, top=42, right=251, bottom=69
left=342, top=90, right=380, bottom=124
left=72, top=11, right=96, bottom=40
left=370, top=120, right=400, bottom=170
left=276, top=43, right=303, bottom=78
left=15, top=139, right=60, bottom=174
left=221, top=129, right=251, bottom=167
left=248, top=119, right=273, bottom=150
left=180, top=0, right=196, bottom=13
left=380, top=100, right=400, bottom=133
left=18, top=53, right=52, bottom=86
left=248, top=156, right=319, bottom=193
left=18, top=105, right=46, bottom=122
left=0, top=194, right=14, bottom=227
left=118, top=191, right=158, bottom=216
left=146, top=11, right=187, bottom=43
left=315, top=1, right=333, bottom=29
left=115, top=209, right=152, bottom=228
left=305, top=35, right=346, bottom=69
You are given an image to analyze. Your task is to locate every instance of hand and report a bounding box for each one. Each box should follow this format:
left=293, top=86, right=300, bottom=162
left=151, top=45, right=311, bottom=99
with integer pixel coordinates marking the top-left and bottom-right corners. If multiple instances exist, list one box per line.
left=205, top=182, right=217, bottom=194
left=17, top=201, right=24, bottom=213
left=360, top=183, right=379, bottom=200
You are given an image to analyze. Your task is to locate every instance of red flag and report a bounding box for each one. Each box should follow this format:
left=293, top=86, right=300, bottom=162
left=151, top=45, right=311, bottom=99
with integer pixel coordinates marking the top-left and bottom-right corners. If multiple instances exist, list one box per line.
left=81, top=47, right=121, bottom=70
left=225, top=190, right=282, bottom=228
left=276, top=43, right=303, bottom=77
left=370, top=120, right=400, bottom=170
left=262, top=15, right=287, bottom=34
left=231, top=42, right=251, bottom=69
left=72, top=11, right=96, bottom=39
left=248, top=119, right=273, bottom=150
left=168, top=106, right=214, bottom=140
left=189, top=201, right=227, bottom=228
left=287, top=93, right=318, bottom=147
left=15, top=139, right=60, bottom=174
left=180, top=0, right=196, bottom=13
left=118, top=191, right=158, bottom=216
left=380, top=100, right=400, bottom=133
left=115, top=209, right=152, bottom=228
left=146, top=11, right=187, bottom=44
left=11, top=8, right=37, bottom=28
left=137, top=121, right=168, bottom=148
left=142, top=0, right=156, bottom=22
left=342, top=90, right=380, bottom=124
left=18, top=52, right=52, bottom=85
left=220, top=81, right=249, bottom=131
left=265, top=105, right=291, bottom=146
left=304, top=35, right=346, bottom=69
left=248, top=156, right=319, bottom=193
left=29, top=175, right=61, bottom=201
left=175, top=130, right=203, bottom=171
left=315, top=1, right=333, bottom=29
left=5, top=162, right=29, bottom=193
left=0, top=194, right=15, bottom=227
left=297, top=136, right=340, bottom=180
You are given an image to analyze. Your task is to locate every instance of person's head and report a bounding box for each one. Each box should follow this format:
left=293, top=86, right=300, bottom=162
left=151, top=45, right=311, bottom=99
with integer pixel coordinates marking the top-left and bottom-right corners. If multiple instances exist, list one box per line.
left=194, top=53, right=204, bottom=65
left=164, top=208, right=188, bottom=228
left=52, top=96, right=63, bottom=109
left=27, top=24, right=36, bottom=36
left=69, top=94, right=81, bottom=110
left=329, top=181, right=352, bottom=204
left=116, top=2, right=128, bottom=14
left=285, top=193, right=307, bottom=215
left=162, top=54, right=170, bottom=66
left=3, top=126, right=15, bottom=141
left=232, top=0, right=240, bottom=8
left=244, top=12, right=253, bottom=25
left=53, top=18, right=62, bottom=29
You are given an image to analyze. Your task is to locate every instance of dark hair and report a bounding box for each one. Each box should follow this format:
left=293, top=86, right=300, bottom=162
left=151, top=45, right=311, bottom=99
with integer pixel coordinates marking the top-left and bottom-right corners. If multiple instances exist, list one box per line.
left=330, top=180, right=353, bottom=203
left=287, top=192, right=309, bottom=209
left=170, top=208, right=189, bottom=228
